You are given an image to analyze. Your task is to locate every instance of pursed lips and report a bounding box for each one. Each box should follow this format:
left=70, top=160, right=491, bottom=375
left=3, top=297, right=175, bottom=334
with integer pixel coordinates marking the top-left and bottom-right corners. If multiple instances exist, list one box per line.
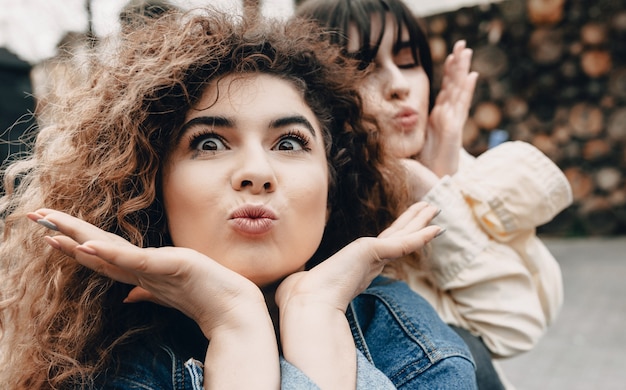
left=393, top=107, right=419, bottom=130
left=229, top=204, right=278, bottom=236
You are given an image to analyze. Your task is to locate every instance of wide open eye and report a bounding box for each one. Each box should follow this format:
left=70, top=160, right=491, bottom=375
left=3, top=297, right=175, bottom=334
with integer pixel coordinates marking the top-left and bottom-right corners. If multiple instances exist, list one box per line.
left=273, top=131, right=311, bottom=152
left=192, top=133, right=227, bottom=152
left=277, top=139, right=300, bottom=151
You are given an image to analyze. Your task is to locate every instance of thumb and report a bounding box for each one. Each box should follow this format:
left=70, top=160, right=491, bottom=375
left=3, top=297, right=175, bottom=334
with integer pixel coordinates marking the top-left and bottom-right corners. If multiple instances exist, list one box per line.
left=124, top=286, right=165, bottom=306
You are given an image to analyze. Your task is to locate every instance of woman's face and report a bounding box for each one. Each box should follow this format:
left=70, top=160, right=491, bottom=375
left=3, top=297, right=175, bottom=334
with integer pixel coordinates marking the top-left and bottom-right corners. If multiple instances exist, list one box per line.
left=348, top=13, right=430, bottom=158
left=162, top=73, right=329, bottom=287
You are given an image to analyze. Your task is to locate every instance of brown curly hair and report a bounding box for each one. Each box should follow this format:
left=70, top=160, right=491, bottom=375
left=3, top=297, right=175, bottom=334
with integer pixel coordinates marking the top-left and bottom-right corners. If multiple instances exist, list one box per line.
left=0, top=8, right=410, bottom=389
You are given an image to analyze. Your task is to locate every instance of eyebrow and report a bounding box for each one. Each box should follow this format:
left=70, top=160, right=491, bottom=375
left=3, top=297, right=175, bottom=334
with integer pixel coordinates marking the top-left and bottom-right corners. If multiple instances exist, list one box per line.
left=180, top=116, right=231, bottom=133
left=180, top=115, right=317, bottom=139
left=269, top=115, right=317, bottom=139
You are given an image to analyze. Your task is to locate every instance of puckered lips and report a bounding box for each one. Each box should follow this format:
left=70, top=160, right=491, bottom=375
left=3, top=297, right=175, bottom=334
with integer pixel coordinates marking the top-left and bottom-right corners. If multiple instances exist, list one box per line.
left=393, top=107, right=419, bottom=132
left=229, top=204, right=278, bottom=236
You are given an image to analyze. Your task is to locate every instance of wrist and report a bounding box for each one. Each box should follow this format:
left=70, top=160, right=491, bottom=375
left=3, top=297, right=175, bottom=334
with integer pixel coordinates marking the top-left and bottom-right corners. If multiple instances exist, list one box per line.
left=198, top=290, right=271, bottom=340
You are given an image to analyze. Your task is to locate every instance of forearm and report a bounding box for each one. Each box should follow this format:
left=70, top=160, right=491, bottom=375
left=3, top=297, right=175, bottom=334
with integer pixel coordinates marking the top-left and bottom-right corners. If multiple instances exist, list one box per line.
left=280, top=297, right=356, bottom=390
left=410, top=180, right=557, bottom=356
left=454, top=141, right=573, bottom=237
left=403, top=239, right=552, bottom=358
left=433, top=250, right=547, bottom=358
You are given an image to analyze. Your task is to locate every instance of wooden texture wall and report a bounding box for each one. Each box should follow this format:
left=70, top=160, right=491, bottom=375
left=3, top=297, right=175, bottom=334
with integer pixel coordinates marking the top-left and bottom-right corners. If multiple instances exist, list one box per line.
left=424, top=0, right=626, bottom=235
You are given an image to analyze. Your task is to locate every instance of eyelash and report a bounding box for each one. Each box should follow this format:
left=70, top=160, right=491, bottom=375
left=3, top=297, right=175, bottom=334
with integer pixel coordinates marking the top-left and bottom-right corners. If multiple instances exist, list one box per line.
left=188, top=130, right=227, bottom=152
left=280, top=130, right=311, bottom=152
left=186, top=129, right=312, bottom=153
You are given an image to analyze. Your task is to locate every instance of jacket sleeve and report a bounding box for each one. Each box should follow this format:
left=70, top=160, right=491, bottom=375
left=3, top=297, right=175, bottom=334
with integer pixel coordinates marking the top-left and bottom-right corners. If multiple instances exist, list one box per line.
left=280, top=350, right=395, bottom=389
left=410, top=141, right=572, bottom=358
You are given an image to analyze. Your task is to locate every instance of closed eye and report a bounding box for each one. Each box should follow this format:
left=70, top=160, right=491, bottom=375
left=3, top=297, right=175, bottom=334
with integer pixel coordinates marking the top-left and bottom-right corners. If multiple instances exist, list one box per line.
left=395, top=46, right=420, bottom=69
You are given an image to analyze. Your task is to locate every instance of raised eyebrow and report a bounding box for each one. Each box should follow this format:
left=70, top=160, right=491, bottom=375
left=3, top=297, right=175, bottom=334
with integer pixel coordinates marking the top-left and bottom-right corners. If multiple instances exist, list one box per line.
left=176, top=116, right=231, bottom=144
left=269, top=115, right=317, bottom=139
left=181, top=116, right=232, bottom=132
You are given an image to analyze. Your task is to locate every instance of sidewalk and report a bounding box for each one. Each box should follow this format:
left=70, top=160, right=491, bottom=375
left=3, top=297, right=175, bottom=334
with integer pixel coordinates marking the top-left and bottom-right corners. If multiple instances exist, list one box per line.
left=499, top=237, right=626, bottom=390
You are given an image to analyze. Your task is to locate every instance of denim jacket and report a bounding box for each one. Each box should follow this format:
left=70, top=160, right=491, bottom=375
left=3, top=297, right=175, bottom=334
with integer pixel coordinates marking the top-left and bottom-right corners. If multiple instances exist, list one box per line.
left=98, top=277, right=476, bottom=389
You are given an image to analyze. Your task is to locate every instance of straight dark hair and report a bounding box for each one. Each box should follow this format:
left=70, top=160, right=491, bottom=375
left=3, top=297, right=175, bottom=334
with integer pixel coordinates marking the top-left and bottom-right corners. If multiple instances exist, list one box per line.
left=297, top=0, right=434, bottom=108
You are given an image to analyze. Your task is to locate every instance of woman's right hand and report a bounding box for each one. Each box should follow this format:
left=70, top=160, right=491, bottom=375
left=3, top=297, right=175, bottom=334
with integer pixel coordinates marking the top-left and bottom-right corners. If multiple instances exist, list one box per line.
left=27, top=209, right=267, bottom=337
left=419, top=40, right=478, bottom=178
left=29, top=208, right=282, bottom=388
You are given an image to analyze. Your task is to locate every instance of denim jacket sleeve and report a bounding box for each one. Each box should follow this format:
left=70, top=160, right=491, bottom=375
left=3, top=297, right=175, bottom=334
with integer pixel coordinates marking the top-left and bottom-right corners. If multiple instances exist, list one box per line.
left=280, top=349, right=396, bottom=389
left=97, top=343, right=205, bottom=389
left=100, top=279, right=475, bottom=389
left=349, top=277, right=477, bottom=389
left=100, top=334, right=395, bottom=389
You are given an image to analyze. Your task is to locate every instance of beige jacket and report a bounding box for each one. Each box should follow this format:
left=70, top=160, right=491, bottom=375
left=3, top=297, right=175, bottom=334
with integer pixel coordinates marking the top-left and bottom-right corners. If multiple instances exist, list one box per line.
left=396, top=141, right=572, bottom=360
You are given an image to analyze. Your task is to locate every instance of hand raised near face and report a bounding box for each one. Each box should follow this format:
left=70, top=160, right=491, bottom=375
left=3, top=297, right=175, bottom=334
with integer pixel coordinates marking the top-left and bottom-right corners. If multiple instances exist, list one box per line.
left=274, top=201, right=442, bottom=389
left=275, top=201, right=442, bottom=313
left=27, top=209, right=267, bottom=338
left=419, top=40, right=478, bottom=178
left=29, top=208, right=282, bottom=387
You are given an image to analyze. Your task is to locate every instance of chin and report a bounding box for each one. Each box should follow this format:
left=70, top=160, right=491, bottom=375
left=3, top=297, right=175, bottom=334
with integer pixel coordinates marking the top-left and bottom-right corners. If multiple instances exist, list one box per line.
left=390, top=142, right=422, bottom=159
left=249, top=266, right=303, bottom=288
left=386, top=130, right=424, bottom=158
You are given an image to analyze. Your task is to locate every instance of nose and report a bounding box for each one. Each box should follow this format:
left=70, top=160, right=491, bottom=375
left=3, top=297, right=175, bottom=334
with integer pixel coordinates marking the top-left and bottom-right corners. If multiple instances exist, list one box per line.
left=231, top=148, right=276, bottom=194
left=383, top=63, right=410, bottom=100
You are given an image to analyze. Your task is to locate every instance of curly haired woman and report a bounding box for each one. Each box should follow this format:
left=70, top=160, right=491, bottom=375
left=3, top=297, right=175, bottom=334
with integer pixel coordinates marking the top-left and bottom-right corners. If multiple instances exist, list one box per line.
left=0, top=8, right=476, bottom=389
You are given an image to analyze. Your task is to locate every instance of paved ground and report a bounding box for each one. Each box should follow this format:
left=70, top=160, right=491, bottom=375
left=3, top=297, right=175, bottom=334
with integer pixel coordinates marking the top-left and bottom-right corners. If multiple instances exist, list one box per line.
left=499, top=237, right=626, bottom=390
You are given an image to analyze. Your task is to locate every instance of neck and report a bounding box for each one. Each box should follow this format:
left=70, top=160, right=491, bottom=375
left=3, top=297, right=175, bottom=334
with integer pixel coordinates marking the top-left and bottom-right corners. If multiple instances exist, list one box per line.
left=261, top=279, right=282, bottom=351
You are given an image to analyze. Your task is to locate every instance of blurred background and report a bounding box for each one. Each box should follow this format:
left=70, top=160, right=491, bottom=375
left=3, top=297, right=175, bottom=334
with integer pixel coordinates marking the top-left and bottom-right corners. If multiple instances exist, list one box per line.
left=1, top=0, right=624, bottom=388
left=2, top=0, right=625, bottom=235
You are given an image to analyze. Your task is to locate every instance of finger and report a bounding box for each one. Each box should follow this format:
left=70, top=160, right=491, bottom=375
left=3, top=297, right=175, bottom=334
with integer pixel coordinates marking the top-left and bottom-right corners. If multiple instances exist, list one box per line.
left=78, top=241, right=199, bottom=277
left=379, top=202, right=439, bottom=238
left=387, top=207, right=439, bottom=240
left=378, top=202, right=431, bottom=238
left=453, top=39, right=466, bottom=55
left=442, top=44, right=473, bottom=91
left=462, top=71, right=479, bottom=103
left=442, top=41, right=467, bottom=81
left=46, top=235, right=139, bottom=285
left=31, top=208, right=120, bottom=246
left=124, top=286, right=165, bottom=305
left=372, top=225, right=442, bottom=261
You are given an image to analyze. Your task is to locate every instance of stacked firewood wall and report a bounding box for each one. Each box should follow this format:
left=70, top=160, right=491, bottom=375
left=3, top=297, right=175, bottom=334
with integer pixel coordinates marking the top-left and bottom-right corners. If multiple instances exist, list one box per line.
left=424, top=0, right=626, bottom=235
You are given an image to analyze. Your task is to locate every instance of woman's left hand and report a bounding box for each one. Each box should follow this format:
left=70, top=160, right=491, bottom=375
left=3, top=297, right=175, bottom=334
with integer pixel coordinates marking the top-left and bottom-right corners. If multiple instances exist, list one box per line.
left=419, top=40, right=478, bottom=178
left=275, top=201, right=442, bottom=389
left=275, top=201, right=441, bottom=312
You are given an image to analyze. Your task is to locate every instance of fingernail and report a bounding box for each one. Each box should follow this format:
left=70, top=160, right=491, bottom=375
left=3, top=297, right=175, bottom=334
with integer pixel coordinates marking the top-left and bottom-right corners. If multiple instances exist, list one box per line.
left=435, top=227, right=447, bottom=238
left=77, top=245, right=97, bottom=255
left=37, top=219, right=59, bottom=231
left=434, top=208, right=442, bottom=218
left=44, top=236, right=61, bottom=250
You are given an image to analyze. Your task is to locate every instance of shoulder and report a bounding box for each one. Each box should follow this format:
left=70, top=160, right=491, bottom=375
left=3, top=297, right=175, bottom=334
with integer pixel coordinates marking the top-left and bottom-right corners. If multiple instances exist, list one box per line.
left=349, top=277, right=476, bottom=389
left=96, top=337, right=204, bottom=389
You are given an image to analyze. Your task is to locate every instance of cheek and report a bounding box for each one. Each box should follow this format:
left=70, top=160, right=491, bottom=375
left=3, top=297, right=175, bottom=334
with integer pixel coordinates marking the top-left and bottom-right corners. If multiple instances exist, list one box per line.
left=289, top=168, right=328, bottom=215
left=358, top=81, right=384, bottom=114
left=161, top=164, right=219, bottom=243
left=288, top=165, right=328, bottom=233
left=409, top=72, right=431, bottom=103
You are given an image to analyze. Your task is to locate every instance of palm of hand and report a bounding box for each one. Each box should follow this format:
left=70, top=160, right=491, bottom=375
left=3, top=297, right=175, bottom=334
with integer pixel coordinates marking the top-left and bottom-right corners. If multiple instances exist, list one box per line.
left=419, top=40, right=478, bottom=178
